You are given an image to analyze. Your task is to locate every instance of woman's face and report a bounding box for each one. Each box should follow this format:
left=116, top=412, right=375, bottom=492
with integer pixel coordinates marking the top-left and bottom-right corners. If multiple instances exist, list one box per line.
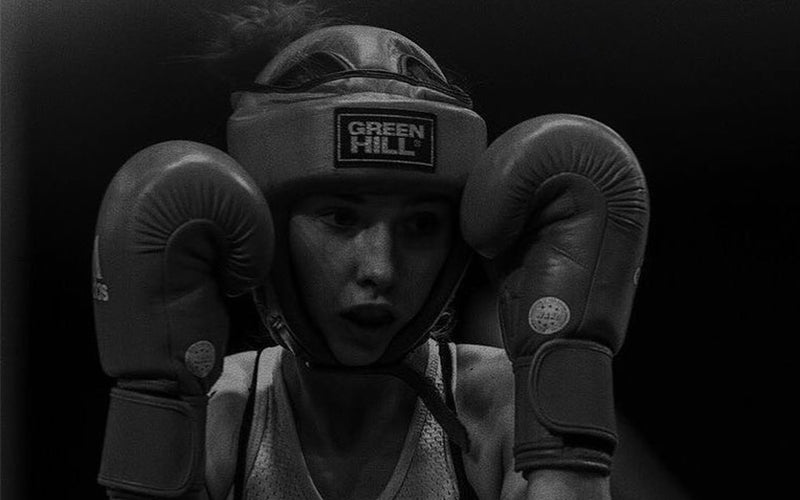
left=289, top=192, right=454, bottom=366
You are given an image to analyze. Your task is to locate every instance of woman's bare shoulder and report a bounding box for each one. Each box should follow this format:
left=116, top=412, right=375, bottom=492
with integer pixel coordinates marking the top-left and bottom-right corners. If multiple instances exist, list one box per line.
left=453, top=344, right=522, bottom=498
left=213, top=350, right=258, bottom=394
left=455, top=343, right=514, bottom=415
left=206, top=351, right=259, bottom=499
left=206, top=348, right=281, bottom=500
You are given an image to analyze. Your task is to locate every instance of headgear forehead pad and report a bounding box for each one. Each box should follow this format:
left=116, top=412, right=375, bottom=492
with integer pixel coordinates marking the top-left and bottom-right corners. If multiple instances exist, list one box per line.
left=227, top=25, right=486, bottom=366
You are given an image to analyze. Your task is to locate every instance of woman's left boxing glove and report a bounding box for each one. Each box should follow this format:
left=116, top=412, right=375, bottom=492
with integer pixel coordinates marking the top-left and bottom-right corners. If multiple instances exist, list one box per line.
left=461, top=115, right=649, bottom=476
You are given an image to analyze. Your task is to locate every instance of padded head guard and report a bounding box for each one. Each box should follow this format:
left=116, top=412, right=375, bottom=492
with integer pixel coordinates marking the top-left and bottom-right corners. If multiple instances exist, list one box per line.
left=228, top=25, right=486, bottom=366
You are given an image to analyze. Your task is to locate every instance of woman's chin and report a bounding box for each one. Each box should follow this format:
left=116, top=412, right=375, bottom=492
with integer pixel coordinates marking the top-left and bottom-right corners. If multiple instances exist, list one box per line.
left=324, top=320, right=398, bottom=366
left=329, top=343, right=385, bottom=367
left=327, top=333, right=393, bottom=367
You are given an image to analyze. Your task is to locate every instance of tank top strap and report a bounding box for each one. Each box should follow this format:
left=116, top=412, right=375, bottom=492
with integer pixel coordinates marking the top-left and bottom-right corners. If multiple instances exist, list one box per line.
left=231, top=346, right=284, bottom=499
left=239, top=341, right=465, bottom=499
left=437, top=340, right=480, bottom=499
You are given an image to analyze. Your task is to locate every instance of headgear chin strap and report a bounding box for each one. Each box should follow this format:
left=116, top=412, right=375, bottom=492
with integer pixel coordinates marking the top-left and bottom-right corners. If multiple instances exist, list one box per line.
left=228, top=25, right=486, bottom=367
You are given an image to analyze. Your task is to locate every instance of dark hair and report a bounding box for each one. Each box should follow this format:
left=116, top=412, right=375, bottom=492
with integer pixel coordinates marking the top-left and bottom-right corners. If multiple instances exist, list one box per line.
left=200, top=0, right=342, bottom=86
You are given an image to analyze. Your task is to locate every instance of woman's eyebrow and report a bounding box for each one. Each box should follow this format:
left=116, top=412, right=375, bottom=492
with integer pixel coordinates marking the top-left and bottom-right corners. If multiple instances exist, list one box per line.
left=327, top=194, right=365, bottom=203
left=407, top=194, right=449, bottom=205
left=320, top=193, right=446, bottom=205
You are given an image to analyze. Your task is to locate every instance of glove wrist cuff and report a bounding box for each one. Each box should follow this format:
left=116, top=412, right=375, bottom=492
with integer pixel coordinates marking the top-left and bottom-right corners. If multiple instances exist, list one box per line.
left=512, top=340, right=618, bottom=475
left=513, top=442, right=612, bottom=475
left=98, top=387, right=207, bottom=497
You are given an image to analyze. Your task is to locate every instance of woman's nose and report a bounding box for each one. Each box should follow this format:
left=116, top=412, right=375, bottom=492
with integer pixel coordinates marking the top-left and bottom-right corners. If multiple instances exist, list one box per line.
left=355, top=222, right=396, bottom=291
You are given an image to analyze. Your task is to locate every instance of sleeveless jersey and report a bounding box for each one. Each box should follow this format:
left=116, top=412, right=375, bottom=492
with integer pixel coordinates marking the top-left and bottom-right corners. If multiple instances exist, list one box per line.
left=239, top=339, right=460, bottom=499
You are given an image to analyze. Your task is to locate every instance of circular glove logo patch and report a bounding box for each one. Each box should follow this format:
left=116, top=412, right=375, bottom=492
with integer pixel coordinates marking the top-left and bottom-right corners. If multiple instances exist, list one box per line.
left=185, top=340, right=216, bottom=378
left=528, top=297, right=570, bottom=335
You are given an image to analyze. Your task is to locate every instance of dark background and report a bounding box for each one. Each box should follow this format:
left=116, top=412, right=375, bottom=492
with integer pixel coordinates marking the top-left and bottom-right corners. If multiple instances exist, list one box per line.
left=2, top=0, right=798, bottom=498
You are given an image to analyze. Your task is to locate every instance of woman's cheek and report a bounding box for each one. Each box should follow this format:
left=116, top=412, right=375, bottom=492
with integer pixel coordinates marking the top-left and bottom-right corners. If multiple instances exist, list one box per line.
left=401, top=246, right=449, bottom=309
left=293, top=219, right=338, bottom=273
left=290, top=219, right=338, bottom=313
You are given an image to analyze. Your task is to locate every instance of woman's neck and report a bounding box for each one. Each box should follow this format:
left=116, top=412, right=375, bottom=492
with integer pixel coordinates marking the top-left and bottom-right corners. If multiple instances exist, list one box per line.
left=282, top=342, right=428, bottom=453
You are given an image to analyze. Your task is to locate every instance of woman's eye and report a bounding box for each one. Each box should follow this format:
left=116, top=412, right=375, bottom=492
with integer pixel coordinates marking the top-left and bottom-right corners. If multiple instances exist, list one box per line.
left=319, top=208, right=359, bottom=229
left=403, top=212, right=441, bottom=237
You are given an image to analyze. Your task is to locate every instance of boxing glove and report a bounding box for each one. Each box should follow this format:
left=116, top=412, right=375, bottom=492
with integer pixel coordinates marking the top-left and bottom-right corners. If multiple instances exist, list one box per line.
left=461, top=115, right=649, bottom=475
left=93, top=141, right=274, bottom=498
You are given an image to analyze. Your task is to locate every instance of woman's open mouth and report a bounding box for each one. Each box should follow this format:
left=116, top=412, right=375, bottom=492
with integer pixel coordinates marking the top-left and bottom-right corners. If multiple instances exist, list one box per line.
left=340, top=304, right=396, bottom=328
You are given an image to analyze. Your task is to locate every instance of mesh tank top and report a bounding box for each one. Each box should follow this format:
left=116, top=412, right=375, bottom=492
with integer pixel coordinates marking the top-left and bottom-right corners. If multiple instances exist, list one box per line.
left=240, top=339, right=460, bottom=499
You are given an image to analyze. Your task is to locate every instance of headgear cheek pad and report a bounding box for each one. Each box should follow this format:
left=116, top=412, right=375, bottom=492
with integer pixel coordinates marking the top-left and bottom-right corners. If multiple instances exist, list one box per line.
left=227, top=25, right=487, bottom=366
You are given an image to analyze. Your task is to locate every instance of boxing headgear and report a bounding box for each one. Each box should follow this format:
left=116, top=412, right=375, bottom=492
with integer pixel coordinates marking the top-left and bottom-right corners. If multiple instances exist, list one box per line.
left=228, top=25, right=486, bottom=366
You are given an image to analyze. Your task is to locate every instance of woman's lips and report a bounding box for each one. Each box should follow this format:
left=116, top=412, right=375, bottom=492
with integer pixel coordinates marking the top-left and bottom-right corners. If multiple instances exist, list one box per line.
left=340, top=304, right=396, bottom=328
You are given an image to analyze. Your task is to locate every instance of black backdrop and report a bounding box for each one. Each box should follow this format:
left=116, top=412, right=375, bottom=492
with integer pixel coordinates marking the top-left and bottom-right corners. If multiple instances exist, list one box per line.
left=2, top=1, right=798, bottom=498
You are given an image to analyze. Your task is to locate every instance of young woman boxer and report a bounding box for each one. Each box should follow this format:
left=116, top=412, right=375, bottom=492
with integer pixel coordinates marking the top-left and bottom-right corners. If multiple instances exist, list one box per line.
left=93, top=19, right=648, bottom=500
